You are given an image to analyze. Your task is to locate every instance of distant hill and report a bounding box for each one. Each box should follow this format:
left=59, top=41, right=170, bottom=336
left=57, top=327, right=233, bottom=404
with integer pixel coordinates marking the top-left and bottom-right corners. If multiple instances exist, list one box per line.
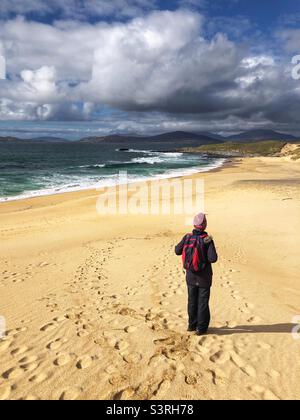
left=227, top=129, right=298, bottom=142
left=79, top=131, right=223, bottom=145
left=2, top=129, right=299, bottom=145
left=197, top=131, right=225, bottom=140
left=180, top=140, right=287, bottom=157
left=32, top=137, right=68, bottom=143
left=0, top=136, right=68, bottom=143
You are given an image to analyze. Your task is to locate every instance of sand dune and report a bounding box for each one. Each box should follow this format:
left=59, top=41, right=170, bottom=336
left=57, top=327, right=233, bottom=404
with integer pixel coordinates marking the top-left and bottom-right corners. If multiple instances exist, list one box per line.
left=0, top=157, right=300, bottom=400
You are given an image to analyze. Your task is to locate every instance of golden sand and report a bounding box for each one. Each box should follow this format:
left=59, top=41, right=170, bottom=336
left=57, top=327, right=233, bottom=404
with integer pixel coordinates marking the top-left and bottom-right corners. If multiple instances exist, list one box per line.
left=0, top=157, right=300, bottom=400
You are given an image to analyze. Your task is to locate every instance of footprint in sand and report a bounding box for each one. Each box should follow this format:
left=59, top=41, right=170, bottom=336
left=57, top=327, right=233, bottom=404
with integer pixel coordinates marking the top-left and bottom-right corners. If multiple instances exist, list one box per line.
left=20, top=362, right=39, bottom=373
left=124, top=326, right=137, bottom=333
left=210, top=351, right=231, bottom=365
left=54, top=353, right=72, bottom=367
left=59, top=387, right=82, bottom=400
left=3, top=367, right=24, bottom=380
left=29, top=372, right=49, bottom=384
left=0, top=340, right=12, bottom=353
left=53, top=316, right=66, bottom=323
left=47, top=339, right=64, bottom=351
left=16, top=326, right=28, bottom=333
left=40, top=323, right=57, bottom=332
left=210, top=368, right=229, bottom=386
left=6, top=329, right=20, bottom=338
left=123, top=352, right=142, bottom=364
left=11, top=346, right=28, bottom=356
left=107, top=338, right=118, bottom=347
left=113, top=387, right=136, bottom=400
left=76, top=356, right=93, bottom=370
left=77, top=330, right=90, bottom=338
left=38, top=262, right=50, bottom=268
left=19, top=355, right=38, bottom=364
left=115, top=340, right=129, bottom=351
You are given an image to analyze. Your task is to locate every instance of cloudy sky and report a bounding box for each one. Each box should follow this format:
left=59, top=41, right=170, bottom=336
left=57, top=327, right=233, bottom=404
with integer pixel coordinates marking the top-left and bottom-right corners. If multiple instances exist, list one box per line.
left=0, top=0, right=300, bottom=135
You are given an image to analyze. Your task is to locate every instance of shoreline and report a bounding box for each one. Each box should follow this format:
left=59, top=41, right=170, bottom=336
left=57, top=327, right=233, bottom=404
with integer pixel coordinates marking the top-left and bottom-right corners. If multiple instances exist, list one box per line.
left=0, top=157, right=227, bottom=205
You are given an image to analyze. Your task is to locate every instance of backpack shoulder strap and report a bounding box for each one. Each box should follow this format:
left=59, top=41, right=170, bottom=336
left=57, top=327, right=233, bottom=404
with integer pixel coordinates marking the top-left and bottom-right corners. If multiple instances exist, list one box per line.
left=184, top=233, right=192, bottom=243
left=196, top=234, right=208, bottom=263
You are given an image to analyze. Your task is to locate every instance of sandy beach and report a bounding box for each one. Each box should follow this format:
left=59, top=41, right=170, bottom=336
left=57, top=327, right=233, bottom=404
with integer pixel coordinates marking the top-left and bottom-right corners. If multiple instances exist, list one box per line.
left=0, top=156, right=300, bottom=401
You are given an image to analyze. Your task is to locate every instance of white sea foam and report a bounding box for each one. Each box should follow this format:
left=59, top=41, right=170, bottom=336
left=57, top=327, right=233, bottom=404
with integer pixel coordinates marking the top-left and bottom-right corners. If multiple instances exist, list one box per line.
left=78, top=164, right=106, bottom=168
left=117, top=149, right=184, bottom=158
left=132, top=156, right=164, bottom=165
left=0, top=158, right=226, bottom=202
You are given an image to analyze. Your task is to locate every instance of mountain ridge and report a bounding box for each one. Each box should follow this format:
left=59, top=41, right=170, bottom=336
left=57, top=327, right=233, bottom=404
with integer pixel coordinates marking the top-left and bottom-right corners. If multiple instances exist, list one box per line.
left=227, top=129, right=298, bottom=142
left=0, top=129, right=299, bottom=144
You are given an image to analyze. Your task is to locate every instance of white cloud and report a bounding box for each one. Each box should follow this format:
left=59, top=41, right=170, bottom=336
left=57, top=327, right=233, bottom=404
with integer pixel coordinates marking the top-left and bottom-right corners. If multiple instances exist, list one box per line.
left=0, top=9, right=299, bottom=132
left=20, top=66, right=58, bottom=98
left=241, top=56, right=275, bottom=69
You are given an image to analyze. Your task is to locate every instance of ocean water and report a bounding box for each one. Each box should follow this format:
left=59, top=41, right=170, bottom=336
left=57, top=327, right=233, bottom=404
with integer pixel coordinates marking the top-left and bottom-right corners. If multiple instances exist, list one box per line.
left=0, top=122, right=225, bottom=202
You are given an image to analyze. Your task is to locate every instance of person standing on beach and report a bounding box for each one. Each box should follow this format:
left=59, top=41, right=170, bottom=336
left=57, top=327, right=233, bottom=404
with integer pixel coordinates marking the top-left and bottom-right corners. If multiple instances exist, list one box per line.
left=175, top=213, right=218, bottom=335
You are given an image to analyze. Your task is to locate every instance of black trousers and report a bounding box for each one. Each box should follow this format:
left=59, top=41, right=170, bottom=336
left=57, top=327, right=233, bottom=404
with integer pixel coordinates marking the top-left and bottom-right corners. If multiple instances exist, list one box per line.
left=187, top=285, right=211, bottom=332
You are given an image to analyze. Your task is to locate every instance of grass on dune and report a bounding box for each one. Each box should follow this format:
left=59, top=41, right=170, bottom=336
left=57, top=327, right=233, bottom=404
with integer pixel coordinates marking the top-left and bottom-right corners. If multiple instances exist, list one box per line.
left=181, top=140, right=287, bottom=157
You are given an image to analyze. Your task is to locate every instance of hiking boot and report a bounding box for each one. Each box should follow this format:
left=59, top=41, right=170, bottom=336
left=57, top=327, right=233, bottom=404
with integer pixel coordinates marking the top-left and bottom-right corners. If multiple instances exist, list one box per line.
left=196, top=330, right=208, bottom=336
left=187, top=326, right=197, bottom=332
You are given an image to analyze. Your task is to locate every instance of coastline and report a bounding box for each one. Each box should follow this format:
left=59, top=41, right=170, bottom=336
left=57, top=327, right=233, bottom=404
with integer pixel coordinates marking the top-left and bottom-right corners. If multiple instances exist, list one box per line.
left=0, top=156, right=227, bottom=204
left=1, top=156, right=300, bottom=400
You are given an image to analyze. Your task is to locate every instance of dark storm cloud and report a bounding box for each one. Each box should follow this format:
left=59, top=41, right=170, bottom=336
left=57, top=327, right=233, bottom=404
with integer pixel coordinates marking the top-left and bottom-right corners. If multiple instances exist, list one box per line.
left=0, top=9, right=300, bottom=134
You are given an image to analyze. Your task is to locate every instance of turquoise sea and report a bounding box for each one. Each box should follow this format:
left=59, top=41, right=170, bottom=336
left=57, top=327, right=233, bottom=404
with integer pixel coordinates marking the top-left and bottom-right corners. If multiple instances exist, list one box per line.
left=0, top=121, right=225, bottom=201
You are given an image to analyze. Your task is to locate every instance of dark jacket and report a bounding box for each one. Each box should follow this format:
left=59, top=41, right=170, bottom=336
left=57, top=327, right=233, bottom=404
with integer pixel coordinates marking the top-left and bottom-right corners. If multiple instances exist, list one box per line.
left=175, top=229, right=218, bottom=288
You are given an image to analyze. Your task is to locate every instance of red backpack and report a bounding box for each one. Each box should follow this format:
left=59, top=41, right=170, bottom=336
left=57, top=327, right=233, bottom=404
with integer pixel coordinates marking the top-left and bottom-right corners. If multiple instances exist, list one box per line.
left=182, top=233, right=208, bottom=273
